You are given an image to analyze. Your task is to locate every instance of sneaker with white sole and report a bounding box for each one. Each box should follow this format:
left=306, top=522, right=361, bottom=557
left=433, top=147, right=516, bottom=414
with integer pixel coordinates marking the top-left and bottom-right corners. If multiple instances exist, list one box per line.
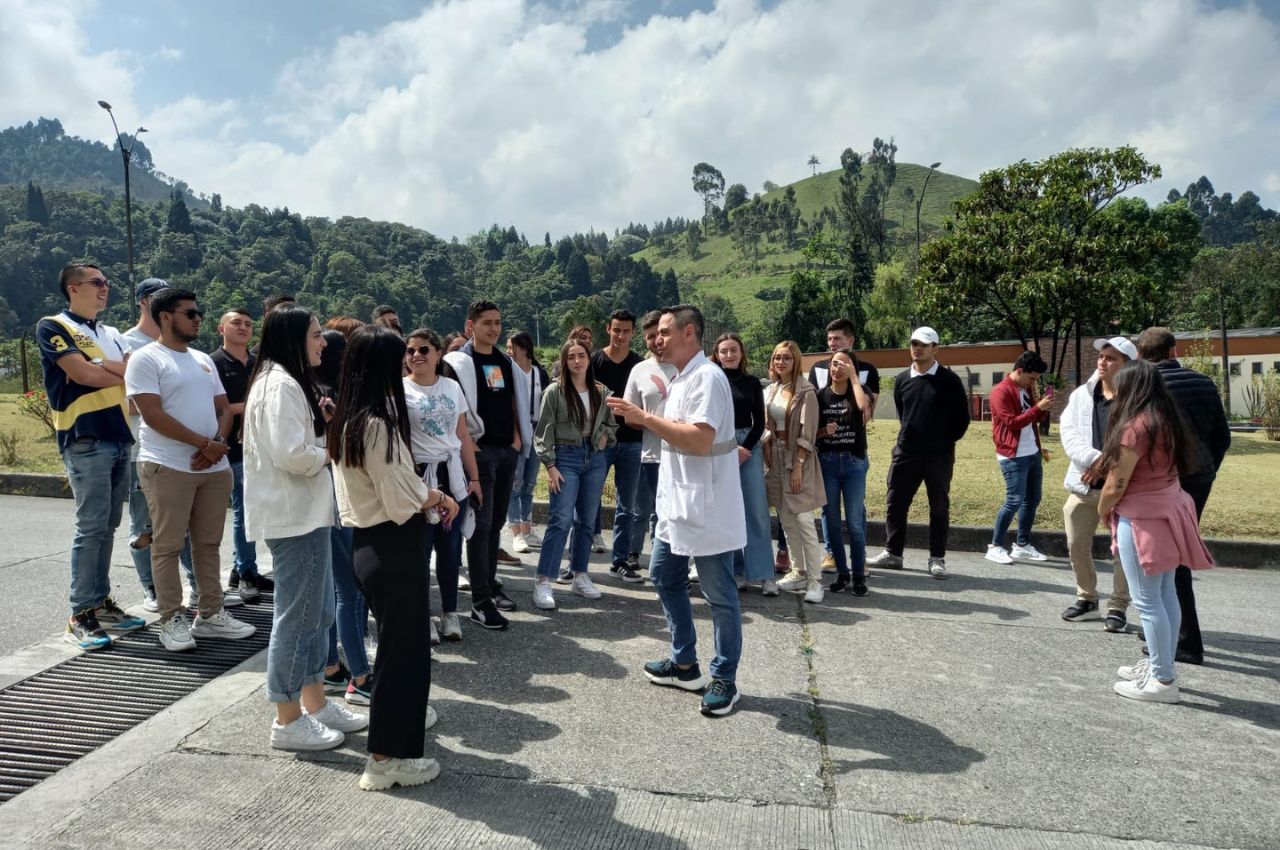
left=761, top=579, right=779, bottom=597
left=440, top=612, right=462, bottom=641
left=271, top=713, right=344, bottom=751
left=305, top=699, right=370, bottom=733
left=532, top=579, right=556, bottom=610
left=1011, top=543, right=1048, bottom=561
left=96, top=596, right=146, bottom=631
left=525, top=529, right=543, bottom=548
left=571, top=572, right=602, bottom=599
left=511, top=533, right=531, bottom=554
left=190, top=609, right=256, bottom=640
left=984, top=545, right=1014, bottom=565
left=1117, top=657, right=1153, bottom=682
left=159, top=614, right=197, bottom=652
left=429, top=617, right=441, bottom=646
left=142, top=586, right=160, bottom=613
left=867, top=550, right=904, bottom=569
left=358, top=755, right=440, bottom=791
left=458, top=572, right=471, bottom=591
left=644, top=659, right=710, bottom=691
left=928, top=557, right=948, bottom=579
left=592, top=533, right=607, bottom=553
left=803, top=581, right=824, bottom=604
left=776, top=570, right=808, bottom=592
left=66, top=610, right=111, bottom=651
left=1113, top=677, right=1180, bottom=703
left=425, top=704, right=439, bottom=730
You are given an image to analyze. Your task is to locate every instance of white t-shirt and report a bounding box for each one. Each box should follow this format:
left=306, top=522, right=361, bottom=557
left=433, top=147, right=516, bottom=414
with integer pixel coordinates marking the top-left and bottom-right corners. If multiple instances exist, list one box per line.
left=119, top=327, right=156, bottom=439
left=577, top=389, right=592, bottom=436
left=1013, top=389, right=1040, bottom=459
left=125, top=343, right=228, bottom=473
left=624, top=357, right=678, bottom=464
left=403, top=376, right=466, bottom=464
left=655, top=351, right=747, bottom=557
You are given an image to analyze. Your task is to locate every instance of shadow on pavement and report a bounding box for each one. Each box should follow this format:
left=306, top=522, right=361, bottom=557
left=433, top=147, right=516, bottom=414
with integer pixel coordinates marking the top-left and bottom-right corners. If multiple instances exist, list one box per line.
left=1178, top=688, right=1280, bottom=731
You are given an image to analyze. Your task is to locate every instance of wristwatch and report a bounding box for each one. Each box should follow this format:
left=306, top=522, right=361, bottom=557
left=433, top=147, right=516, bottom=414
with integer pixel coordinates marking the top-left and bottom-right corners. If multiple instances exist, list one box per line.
left=90, top=357, right=104, bottom=365
left=211, top=436, right=227, bottom=445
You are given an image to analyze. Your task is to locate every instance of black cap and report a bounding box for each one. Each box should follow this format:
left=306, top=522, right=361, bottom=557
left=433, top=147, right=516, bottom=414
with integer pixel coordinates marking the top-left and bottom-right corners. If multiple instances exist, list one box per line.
left=136, top=278, right=170, bottom=302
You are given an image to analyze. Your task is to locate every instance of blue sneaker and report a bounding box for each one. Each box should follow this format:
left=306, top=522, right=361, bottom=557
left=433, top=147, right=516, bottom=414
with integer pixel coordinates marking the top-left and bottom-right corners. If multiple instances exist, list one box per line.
left=643, top=659, right=709, bottom=691
left=66, top=610, right=111, bottom=651
left=96, top=597, right=146, bottom=632
left=700, top=678, right=740, bottom=717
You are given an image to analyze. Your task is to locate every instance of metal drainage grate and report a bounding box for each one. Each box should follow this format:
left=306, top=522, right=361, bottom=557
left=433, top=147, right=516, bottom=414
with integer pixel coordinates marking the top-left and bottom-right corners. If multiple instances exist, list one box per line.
left=0, top=596, right=274, bottom=803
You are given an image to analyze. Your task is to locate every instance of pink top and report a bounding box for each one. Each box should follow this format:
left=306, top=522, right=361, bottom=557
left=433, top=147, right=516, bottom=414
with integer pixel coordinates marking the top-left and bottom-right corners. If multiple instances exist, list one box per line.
left=1108, top=417, right=1215, bottom=576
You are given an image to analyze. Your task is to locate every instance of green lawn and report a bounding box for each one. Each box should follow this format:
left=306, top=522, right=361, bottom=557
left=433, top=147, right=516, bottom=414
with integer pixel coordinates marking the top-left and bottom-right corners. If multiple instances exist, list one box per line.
left=4, top=395, right=1275, bottom=541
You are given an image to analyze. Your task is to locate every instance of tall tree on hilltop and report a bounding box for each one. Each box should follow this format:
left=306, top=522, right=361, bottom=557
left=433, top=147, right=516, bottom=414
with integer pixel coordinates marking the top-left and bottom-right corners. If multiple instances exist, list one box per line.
left=808, top=154, right=820, bottom=176
left=165, top=190, right=193, bottom=234
left=691, top=162, right=726, bottom=228
left=24, top=181, right=48, bottom=224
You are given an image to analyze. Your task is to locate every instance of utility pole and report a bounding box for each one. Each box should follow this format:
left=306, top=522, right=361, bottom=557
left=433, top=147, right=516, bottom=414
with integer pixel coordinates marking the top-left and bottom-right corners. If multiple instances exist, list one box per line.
left=98, top=101, right=147, bottom=325
left=915, top=161, right=942, bottom=270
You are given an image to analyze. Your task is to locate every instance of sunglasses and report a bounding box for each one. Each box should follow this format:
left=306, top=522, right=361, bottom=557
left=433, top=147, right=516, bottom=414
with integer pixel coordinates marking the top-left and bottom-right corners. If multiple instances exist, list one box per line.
left=77, top=277, right=111, bottom=289
left=165, top=308, right=204, bottom=320
left=405, top=345, right=435, bottom=356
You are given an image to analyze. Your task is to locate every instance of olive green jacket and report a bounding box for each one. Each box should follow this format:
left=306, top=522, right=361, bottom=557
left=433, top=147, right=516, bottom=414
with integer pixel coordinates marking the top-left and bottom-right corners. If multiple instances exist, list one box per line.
left=534, top=380, right=617, bottom=469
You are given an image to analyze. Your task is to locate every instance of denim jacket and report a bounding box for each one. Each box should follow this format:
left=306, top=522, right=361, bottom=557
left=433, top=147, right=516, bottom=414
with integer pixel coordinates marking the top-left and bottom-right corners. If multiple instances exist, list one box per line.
left=534, top=381, right=617, bottom=469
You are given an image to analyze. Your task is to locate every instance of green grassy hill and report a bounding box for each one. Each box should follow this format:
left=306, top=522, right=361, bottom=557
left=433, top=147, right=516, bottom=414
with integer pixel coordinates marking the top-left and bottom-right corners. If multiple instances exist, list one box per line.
left=636, top=163, right=978, bottom=322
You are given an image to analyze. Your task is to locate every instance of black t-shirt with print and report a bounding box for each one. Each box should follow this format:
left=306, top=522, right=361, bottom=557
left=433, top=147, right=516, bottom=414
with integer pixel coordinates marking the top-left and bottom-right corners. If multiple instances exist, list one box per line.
left=472, top=348, right=516, bottom=448
left=816, top=385, right=867, bottom=458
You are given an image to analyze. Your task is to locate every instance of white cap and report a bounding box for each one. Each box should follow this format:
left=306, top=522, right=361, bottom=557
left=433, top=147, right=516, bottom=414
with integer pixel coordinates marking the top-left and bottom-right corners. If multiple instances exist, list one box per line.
left=909, top=326, right=940, bottom=345
left=1092, top=336, right=1138, bottom=361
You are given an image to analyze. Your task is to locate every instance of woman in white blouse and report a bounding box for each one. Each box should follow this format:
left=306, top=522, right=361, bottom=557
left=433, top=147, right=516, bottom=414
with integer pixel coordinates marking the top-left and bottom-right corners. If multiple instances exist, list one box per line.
left=330, top=325, right=457, bottom=792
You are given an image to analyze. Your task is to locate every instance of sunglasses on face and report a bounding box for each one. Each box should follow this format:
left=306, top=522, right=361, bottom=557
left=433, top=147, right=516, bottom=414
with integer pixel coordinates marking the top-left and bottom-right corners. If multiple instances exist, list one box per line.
left=166, top=308, right=204, bottom=320
left=78, top=277, right=110, bottom=289
left=405, top=346, right=434, bottom=357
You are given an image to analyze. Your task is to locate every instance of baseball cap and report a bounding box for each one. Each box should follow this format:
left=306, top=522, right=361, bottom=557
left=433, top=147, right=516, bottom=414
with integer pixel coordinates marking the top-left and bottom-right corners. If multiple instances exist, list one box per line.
left=136, top=277, right=170, bottom=302
left=909, top=326, right=940, bottom=345
left=1092, top=336, right=1138, bottom=361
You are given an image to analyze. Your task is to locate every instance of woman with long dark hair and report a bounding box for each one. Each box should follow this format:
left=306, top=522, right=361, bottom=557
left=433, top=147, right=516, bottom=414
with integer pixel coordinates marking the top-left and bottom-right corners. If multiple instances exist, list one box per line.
left=242, top=306, right=368, bottom=750
left=403, top=328, right=479, bottom=645
left=710, top=332, right=775, bottom=595
left=506, top=330, right=549, bottom=553
left=530, top=340, right=616, bottom=610
left=330, top=325, right=459, bottom=790
left=815, top=349, right=871, bottom=596
left=1097, top=359, right=1213, bottom=704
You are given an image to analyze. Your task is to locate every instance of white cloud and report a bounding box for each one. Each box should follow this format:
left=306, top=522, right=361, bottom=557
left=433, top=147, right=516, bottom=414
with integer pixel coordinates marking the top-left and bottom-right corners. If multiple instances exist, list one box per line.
left=4, top=0, right=1280, bottom=238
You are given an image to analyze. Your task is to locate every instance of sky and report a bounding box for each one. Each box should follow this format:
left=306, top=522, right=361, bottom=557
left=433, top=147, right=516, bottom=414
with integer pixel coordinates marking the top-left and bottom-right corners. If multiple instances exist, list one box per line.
left=2, top=0, right=1279, bottom=239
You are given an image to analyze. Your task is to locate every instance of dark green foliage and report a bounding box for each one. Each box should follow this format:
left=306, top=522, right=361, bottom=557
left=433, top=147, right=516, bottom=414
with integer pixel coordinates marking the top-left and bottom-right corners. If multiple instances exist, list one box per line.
left=1167, top=177, right=1277, bottom=247
left=24, top=182, right=47, bottom=224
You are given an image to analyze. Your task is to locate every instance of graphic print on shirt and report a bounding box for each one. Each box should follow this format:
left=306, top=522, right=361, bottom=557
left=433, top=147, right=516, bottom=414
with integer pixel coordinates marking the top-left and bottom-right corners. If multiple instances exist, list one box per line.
left=483, top=365, right=506, bottom=389
left=412, top=389, right=458, bottom=438
left=648, top=374, right=669, bottom=399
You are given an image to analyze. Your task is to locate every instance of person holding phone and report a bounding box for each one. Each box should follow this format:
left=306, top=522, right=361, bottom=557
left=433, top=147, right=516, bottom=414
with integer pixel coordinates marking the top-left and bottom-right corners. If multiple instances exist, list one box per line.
left=985, top=350, right=1054, bottom=565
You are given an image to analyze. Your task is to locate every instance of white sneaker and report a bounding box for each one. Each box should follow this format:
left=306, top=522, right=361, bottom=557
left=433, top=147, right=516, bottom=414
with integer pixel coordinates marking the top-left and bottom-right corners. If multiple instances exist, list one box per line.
left=1011, top=543, right=1048, bottom=561
left=803, top=581, right=824, bottom=604
left=688, top=566, right=699, bottom=583
left=1117, top=657, right=1153, bottom=682
left=533, top=579, right=556, bottom=610
left=734, top=575, right=747, bottom=590
left=592, top=533, right=607, bottom=553
left=761, top=579, right=779, bottom=597
left=866, top=550, right=903, bottom=569
left=159, top=614, right=196, bottom=652
left=142, top=586, right=159, bottom=613
left=304, top=698, right=370, bottom=733
left=985, top=545, right=1014, bottom=565
left=429, top=617, right=441, bottom=646
left=571, top=572, right=602, bottom=599
left=425, top=704, right=439, bottom=730
left=440, top=612, right=462, bottom=641
left=511, top=533, right=531, bottom=554
left=928, top=558, right=948, bottom=579
left=457, top=572, right=471, bottom=591
left=190, top=609, right=256, bottom=640
left=358, top=755, right=441, bottom=791
left=1113, top=677, right=1180, bottom=703
left=777, top=570, right=807, bottom=592
left=271, top=713, right=344, bottom=751
left=222, top=590, right=244, bottom=607
left=525, top=529, right=543, bottom=548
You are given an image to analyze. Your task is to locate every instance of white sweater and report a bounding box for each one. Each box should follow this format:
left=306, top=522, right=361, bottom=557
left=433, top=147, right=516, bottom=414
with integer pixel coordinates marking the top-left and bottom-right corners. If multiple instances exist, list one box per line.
left=1059, top=371, right=1103, bottom=496
left=242, top=364, right=336, bottom=541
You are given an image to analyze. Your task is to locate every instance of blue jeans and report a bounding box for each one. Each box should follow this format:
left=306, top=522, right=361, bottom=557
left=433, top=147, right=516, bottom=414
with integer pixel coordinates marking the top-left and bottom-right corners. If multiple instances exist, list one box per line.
left=650, top=539, right=741, bottom=684
left=326, top=526, right=369, bottom=679
left=1116, top=517, right=1181, bottom=682
left=592, top=441, right=642, bottom=566
left=425, top=511, right=463, bottom=612
left=229, top=461, right=259, bottom=578
left=819, top=452, right=868, bottom=579
left=992, top=454, right=1043, bottom=548
left=128, top=453, right=193, bottom=590
left=63, top=438, right=130, bottom=614
left=634, top=462, right=660, bottom=560
left=506, top=447, right=540, bottom=525
left=265, top=526, right=335, bottom=703
left=733, top=433, right=774, bottom=581
left=537, top=444, right=608, bottom=579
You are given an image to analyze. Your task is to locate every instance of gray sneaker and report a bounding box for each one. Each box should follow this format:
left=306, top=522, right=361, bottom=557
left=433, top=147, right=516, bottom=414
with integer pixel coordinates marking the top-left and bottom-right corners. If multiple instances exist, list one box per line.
left=928, top=557, right=948, bottom=579
left=191, top=609, right=256, bottom=640
left=439, top=612, right=463, bottom=641
left=867, top=550, right=904, bottom=570
left=159, top=614, right=196, bottom=652
left=358, top=755, right=441, bottom=791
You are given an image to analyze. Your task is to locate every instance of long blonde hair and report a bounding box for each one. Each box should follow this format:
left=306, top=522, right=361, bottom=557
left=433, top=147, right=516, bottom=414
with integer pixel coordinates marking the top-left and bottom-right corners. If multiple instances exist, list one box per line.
left=768, top=340, right=803, bottom=392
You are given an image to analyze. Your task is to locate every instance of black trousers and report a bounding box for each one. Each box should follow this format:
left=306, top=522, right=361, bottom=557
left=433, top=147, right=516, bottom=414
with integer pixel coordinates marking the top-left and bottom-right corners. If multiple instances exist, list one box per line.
left=884, top=446, right=955, bottom=558
left=467, top=444, right=518, bottom=605
left=353, top=513, right=431, bottom=759
left=1177, top=478, right=1213, bottom=655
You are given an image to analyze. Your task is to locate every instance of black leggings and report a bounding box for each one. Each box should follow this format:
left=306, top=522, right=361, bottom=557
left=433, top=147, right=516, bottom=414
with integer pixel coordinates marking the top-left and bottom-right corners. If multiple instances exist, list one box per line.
left=421, top=462, right=462, bottom=613
left=353, top=513, right=431, bottom=759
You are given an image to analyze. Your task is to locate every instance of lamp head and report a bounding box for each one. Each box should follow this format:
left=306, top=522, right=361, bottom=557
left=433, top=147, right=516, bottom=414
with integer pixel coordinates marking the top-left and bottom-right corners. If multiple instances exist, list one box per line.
left=98, top=100, right=113, bottom=111
left=929, top=161, right=942, bottom=169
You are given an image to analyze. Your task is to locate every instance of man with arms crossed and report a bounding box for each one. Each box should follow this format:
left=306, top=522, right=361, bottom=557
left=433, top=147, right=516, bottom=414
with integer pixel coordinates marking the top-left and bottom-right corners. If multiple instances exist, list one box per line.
left=592, top=310, right=645, bottom=581
left=608, top=305, right=746, bottom=717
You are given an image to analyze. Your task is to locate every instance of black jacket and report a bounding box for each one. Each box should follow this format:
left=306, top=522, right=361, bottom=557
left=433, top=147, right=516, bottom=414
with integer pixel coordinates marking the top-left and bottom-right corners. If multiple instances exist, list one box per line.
left=1156, top=358, right=1231, bottom=484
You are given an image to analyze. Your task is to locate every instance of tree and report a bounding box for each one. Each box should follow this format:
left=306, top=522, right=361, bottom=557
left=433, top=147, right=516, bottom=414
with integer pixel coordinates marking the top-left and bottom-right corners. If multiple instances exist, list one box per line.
left=658, top=268, right=680, bottom=305
left=866, top=260, right=914, bottom=349
left=559, top=295, right=608, bottom=339
left=684, top=222, right=701, bottom=259
left=724, top=183, right=748, bottom=214
left=917, top=146, right=1179, bottom=381
left=1168, top=177, right=1277, bottom=247
left=24, top=182, right=48, bottom=224
left=808, top=154, right=820, bottom=176
left=762, top=180, right=779, bottom=194
left=210, top=193, right=222, bottom=214
left=691, top=293, right=739, bottom=339
left=564, top=250, right=592, bottom=297
left=165, top=190, right=193, bottom=234
left=691, top=162, right=726, bottom=224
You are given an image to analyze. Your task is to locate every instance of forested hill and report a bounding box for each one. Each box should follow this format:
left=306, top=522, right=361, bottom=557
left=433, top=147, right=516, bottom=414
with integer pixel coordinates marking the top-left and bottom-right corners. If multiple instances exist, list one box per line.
left=0, top=118, right=205, bottom=208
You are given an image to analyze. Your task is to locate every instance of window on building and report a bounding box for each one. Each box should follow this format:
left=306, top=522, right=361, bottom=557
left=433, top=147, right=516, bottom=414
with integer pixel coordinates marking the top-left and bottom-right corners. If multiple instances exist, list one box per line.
left=1274, top=361, right=1280, bottom=373
left=992, top=372, right=1004, bottom=385
left=968, top=372, right=980, bottom=387
left=1253, top=361, right=1264, bottom=375
left=1230, top=362, right=1241, bottom=377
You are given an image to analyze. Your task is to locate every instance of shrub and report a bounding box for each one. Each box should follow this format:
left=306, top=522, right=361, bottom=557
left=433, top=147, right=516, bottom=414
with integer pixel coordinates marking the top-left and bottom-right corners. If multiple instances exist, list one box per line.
left=18, top=390, right=55, bottom=438
left=0, top=429, right=18, bottom=465
left=1257, top=372, right=1280, bottom=441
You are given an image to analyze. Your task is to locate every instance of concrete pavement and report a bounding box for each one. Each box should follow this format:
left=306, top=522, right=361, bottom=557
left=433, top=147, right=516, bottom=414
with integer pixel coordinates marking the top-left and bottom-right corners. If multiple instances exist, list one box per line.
left=0, top=494, right=1277, bottom=848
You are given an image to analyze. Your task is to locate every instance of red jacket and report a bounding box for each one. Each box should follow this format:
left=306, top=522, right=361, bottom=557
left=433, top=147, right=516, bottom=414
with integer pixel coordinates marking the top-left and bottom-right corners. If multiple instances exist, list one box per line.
left=990, top=376, right=1048, bottom=458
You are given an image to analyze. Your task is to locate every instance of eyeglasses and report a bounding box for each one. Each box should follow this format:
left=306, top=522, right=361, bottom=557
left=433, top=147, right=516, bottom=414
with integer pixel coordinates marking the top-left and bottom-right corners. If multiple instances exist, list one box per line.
left=77, top=277, right=110, bottom=289
left=166, top=308, right=204, bottom=320
left=405, top=346, right=434, bottom=357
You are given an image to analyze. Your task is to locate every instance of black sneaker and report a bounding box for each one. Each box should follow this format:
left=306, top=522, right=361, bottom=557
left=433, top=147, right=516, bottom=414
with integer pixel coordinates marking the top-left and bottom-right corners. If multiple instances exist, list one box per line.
left=829, top=575, right=849, bottom=593
left=323, top=662, right=350, bottom=694
left=96, top=596, right=146, bottom=632
left=492, top=589, right=518, bottom=612
left=852, top=579, right=868, bottom=597
left=700, top=678, right=741, bottom=717
left=643, top=659, right=710, bottom=691
left=1062, top=599, right=1099, bottom=621
left=228, top=568, right=240, bottom=590
left=66, top=610, right=111, bottom=651
left=1103, top=609, right=1128, bottom=633
left=556, top=567, right=573, bottom=584
left=627, top=552, right=641, bottom=571
left=239, top=573, right=274, bottom=602
left=610, top=562, right=644, bottom=584
left=470, top=600, right=509, bottom=630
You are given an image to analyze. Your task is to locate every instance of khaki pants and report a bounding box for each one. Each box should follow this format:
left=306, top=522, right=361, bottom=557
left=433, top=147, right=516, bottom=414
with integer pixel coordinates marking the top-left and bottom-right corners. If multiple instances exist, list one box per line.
left=1062, top=489, right=1130, bottom=612
left=139, top=462, right=232, bottom=621
left=778, top=510, right=823, bottom=582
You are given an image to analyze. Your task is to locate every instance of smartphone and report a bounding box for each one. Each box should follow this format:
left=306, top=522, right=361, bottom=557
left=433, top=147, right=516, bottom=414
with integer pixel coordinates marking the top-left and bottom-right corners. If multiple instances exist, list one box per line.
left=1044, top=386, right=1055, bottom=399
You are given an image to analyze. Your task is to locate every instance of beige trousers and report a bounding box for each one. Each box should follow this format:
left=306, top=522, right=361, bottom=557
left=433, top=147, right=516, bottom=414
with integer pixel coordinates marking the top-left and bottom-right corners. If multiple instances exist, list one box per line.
left=778, top=510, right=823, bottom=583
left=1062, top=489, right=1130, bottom=612
left=139, top=462, right=232, bottom=621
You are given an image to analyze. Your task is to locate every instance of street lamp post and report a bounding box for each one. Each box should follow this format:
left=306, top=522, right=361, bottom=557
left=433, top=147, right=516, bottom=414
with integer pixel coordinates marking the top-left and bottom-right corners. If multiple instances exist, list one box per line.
left=98, top=101, right=147, bottom=325
left=915, top=161, right=942, bottom=270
